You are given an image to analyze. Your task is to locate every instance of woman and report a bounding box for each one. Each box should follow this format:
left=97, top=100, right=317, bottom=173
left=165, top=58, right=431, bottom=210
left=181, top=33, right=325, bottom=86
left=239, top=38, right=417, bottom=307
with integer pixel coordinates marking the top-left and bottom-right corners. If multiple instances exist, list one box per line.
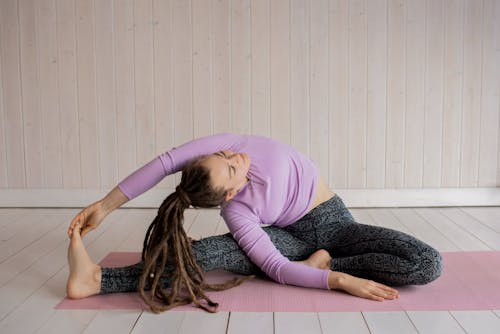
left=66, top=133, right=442, bottom=313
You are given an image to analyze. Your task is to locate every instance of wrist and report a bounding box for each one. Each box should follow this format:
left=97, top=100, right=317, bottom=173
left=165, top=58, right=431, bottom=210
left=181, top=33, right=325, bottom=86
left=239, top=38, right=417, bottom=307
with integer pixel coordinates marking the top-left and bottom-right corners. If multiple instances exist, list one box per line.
left=328, top=271, right=348, bottom=290
left=100, top=186, right=128, bottom=214
left=97, top=199, right=112, bottom=215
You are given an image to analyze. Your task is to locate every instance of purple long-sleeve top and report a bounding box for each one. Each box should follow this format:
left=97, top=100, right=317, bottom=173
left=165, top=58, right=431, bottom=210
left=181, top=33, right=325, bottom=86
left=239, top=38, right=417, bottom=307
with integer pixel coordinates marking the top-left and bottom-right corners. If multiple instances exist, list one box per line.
left=118, top=133, right=330, bottom=290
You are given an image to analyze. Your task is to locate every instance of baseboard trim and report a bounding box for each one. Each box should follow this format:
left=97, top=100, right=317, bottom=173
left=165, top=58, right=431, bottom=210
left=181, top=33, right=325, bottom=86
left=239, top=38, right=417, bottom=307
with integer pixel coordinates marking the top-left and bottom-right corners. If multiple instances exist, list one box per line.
left=0, top=188, right=499, bottom=208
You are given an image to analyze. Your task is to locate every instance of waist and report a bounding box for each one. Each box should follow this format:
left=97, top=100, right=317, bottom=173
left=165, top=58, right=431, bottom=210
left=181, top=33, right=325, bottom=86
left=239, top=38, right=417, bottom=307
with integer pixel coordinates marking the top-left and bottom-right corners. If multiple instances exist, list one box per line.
left=286, top=194, right=354, bottom=231
left=308, top=175, right=335, bottom=214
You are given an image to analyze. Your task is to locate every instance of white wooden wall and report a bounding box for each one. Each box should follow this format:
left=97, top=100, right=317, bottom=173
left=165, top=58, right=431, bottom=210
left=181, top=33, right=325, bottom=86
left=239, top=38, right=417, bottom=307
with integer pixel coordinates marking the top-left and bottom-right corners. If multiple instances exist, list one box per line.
left=0, top=0, right=499, bottom=201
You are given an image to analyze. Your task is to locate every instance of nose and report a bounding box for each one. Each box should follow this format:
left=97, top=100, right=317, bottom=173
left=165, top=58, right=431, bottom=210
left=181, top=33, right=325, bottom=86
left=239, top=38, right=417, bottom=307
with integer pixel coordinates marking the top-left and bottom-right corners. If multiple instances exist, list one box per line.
left=230, top=153, right=239, bottom=165
left=227, top=152, right=241, bottom=166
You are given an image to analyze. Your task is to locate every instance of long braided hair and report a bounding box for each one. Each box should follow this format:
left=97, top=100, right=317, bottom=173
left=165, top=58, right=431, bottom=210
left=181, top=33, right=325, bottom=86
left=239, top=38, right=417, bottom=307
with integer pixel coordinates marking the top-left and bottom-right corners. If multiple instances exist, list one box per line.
left=138, top=155, right=252, bottom=313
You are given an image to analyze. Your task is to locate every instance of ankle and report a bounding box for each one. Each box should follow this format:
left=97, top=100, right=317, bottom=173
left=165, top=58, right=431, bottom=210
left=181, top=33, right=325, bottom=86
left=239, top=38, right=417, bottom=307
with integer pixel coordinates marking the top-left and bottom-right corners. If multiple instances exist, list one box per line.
left=94, top=265, right=102, bottom=286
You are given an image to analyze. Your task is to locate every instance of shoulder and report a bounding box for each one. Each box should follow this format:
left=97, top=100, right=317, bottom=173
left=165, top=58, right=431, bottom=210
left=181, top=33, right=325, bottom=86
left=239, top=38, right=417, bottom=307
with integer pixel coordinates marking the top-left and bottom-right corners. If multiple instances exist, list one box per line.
left=220, top=201, right=261, bottom=226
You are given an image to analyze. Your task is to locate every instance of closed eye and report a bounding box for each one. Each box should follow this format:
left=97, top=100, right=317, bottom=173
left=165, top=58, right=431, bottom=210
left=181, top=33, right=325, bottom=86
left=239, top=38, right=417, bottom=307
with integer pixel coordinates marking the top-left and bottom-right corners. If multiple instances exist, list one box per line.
left=216, top=151, right=235, bottom=177
left=215, top=151, right=227, bottom=158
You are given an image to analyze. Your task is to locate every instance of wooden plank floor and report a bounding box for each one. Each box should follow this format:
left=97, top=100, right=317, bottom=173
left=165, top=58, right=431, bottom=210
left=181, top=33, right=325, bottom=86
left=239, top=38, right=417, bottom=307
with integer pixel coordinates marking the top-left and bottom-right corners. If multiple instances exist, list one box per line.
left=1, top=207, right=500, bottom=333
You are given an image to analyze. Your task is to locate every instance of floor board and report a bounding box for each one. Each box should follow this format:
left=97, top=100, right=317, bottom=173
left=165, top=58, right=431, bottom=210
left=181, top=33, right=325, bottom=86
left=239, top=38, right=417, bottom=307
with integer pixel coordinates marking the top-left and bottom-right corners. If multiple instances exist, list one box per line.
left=450, top=311, right=500, bottom=334
left=363, top=311, right=419, bottom=334
left=318, top=312, right=371, bottom=333
left=227, top=312, right=273, bottom=334
left=82, top=310, right=142, bottom=334
left=406, top=311, right=466, bottom=334
left=177, top=312, right=229, bottom=334
left=274, top=312, right=322, bottom=334
left=440, top=208, right=500, bottom=250
left=131, top=311, right=185, bottom=334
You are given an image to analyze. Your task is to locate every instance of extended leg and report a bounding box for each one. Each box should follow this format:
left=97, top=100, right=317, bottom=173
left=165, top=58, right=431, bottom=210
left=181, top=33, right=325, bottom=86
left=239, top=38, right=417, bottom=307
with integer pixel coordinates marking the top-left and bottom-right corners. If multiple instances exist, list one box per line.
left=99, top=226, right=317, bottom=294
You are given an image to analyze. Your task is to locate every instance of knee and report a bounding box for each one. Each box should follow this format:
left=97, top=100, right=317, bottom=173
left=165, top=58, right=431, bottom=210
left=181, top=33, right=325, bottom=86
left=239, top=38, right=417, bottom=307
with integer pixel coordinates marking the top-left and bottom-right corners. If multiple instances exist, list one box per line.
left=414, top=246, right=443, bottom=285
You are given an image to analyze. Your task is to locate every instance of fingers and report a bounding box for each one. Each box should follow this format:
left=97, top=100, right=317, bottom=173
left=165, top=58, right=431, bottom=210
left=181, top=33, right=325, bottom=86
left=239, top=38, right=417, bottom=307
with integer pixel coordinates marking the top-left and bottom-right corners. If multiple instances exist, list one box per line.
left=70, top=221, right=82, bottom=239
left=376, top=283, right=399, bottom=295
left=68, top=212, right=84, bottom=238
left=80, top=227, right=90, bottom=238
left=374, top=290, right=399, bottom=301
left=367, top=281, right=399, bottom=302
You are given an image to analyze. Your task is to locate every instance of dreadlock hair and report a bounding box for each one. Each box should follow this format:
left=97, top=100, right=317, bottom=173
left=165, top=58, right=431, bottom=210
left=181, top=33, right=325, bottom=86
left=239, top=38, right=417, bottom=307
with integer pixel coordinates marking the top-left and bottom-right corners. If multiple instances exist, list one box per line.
left=138, top=154, right=253, bottom=313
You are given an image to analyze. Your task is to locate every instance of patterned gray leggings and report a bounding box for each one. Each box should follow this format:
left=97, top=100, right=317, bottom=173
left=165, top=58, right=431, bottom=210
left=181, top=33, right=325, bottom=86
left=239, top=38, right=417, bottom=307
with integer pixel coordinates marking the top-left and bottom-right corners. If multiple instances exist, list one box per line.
left=100, top=195, right=443, bottom=293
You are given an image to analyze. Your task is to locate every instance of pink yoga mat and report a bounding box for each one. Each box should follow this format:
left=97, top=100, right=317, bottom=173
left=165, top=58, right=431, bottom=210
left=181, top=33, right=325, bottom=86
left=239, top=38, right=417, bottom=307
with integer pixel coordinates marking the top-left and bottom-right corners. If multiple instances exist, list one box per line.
left=56, top=251, right=500, bottom=312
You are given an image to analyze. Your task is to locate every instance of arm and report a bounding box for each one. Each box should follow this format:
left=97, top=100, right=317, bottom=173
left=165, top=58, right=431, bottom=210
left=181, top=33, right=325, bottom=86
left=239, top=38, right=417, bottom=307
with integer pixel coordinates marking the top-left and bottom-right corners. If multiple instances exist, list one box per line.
left=101, top=186, right=129, bottom=213
left=118, top=132, right=243, bottom=200
left=222, top=209, right=330, bottom=289
left=69, top=133, right=243, bottom=239
left=67, top=186, right=129, bottom=239
left=223, top=208, right=399, bottom=299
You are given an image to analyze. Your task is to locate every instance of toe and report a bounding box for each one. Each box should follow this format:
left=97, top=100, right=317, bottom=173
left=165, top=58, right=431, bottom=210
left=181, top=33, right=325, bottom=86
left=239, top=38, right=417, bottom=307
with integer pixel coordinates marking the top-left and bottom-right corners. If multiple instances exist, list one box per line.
left=71, top=223, right=82, bottom=240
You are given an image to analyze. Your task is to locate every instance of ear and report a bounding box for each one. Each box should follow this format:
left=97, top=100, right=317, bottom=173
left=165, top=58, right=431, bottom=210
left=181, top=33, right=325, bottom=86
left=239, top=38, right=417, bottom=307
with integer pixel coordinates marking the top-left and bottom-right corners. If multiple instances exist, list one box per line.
left=224, top=189, right=237, bottom=202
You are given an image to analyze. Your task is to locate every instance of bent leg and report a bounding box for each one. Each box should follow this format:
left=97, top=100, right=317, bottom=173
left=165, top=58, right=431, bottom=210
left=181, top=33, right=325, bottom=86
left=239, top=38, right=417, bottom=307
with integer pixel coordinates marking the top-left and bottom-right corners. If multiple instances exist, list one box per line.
left=317, top=222, right=443, bottom=286
left=100, top=226, right=316, bottom=294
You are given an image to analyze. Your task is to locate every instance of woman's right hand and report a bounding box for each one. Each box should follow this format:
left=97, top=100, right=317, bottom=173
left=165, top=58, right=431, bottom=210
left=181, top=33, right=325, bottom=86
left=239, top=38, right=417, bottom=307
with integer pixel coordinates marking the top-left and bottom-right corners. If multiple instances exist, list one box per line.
left=68, top=200, right=108, bottom=239
left=329, top=271, right=399, bottom=302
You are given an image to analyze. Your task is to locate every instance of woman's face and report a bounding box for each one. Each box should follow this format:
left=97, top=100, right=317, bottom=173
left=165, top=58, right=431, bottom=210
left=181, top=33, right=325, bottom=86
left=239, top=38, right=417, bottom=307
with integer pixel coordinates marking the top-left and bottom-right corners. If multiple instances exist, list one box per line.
left=202, top=150, right=251, bottom=202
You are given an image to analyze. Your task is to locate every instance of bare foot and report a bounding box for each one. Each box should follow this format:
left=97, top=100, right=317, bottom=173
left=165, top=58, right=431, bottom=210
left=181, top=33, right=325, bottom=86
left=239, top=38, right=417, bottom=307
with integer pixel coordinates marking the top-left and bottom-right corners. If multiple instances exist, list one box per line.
left=296, top=249, right=332, bottom=270
left=66, top=222, right=102, bottom=299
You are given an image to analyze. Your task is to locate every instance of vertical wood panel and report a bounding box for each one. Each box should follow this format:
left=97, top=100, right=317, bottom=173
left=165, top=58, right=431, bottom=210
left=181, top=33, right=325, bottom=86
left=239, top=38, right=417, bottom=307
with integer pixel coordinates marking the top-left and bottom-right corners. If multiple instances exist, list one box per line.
left=251, top=0, right=271, bottom=137
left=173, top=0, right=193, bottom=185
left=37, top=0, right=62, bottom=187
left=290, top=0, right=310, bottom=155
left=231, top=0, right=252, bottom=134
left=95, top=0, right=117, bottom=189
left=270, top=0, right=291, bottom=144
left=386, top=0, right=406, bottom=188
left=19, top=0, right=43, bottom=187
left=153, top=0, right=175, bottom=190
left=329, top=0, right=349, bottom=188
left=212, top=0, right=231, bottom=133
left=310, top=0, right=330, bottom=180
left=57, top=0, right=81, bottom=188
left=114, top=0, right=136, bottom=181
left=2, top=0, right=24, bottom=187
left=404, top=0, right=426, bottom=187
left=460, top=0, right=482, bottom=187
left=172, top=0, right=193, bottom=143
left=1, top=0, right=26, bottom=188
left=193, top=0, right=212, bottom=138
left=496, top=1, right=500, bottom=186
left=479, top=0, right=500, bottom=186
left=348, top=0, right=367, bottom=188
left=442, top=0, right=464, bottom=187
left=423, top=0, right=444, bottom=187
left=0, top=29, right=6, bottom=187
left=75, top=0, right=99, bottom=188
left=366, top=0, right=387, bottom=188
left=134, top=0, right=155, bottom=166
